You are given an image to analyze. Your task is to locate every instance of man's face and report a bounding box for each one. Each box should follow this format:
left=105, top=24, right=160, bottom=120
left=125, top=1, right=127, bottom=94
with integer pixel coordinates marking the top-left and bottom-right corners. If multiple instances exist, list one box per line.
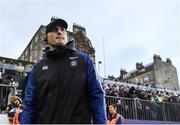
left=47, top=26, right=67, bottom=47
left=108, top=105, right=116, bottom=115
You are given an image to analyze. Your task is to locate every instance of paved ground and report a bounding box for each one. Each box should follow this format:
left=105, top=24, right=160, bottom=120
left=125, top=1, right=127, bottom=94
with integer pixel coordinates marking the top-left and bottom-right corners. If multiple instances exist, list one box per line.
left=0, top=114, right=11, bottom=124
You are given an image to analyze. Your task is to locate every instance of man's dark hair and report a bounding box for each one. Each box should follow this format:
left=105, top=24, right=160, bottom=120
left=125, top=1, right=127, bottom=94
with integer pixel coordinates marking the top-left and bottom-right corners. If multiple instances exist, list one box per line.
left=109, top=104, right=117, bottom=109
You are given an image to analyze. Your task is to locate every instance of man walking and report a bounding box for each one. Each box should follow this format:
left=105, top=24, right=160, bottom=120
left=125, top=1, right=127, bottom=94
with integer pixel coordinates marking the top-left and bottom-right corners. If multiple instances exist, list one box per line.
left=20, top=18, right=107, bottom=124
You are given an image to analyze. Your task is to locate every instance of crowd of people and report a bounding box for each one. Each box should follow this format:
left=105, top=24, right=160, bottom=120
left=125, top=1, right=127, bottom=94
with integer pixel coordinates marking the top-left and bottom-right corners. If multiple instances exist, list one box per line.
left=103, top=82, right=180, bottom=121
left=103, top=83, right=180, bottom=103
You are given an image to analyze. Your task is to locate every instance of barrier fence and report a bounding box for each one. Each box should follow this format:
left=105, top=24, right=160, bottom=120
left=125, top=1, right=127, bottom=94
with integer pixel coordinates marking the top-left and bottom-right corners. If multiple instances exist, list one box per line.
left=0, top=84, right=16, bottom=112
left=105, top=96, right=180, bottom=121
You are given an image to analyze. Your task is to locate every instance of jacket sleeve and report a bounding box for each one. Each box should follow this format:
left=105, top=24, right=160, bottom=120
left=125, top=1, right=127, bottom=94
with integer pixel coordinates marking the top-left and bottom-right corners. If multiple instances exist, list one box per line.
left=116, top=118, right=122, bottom=124
left=86, top=55, right=107, bottom=124
left=20, top=68, right=37, bottom=123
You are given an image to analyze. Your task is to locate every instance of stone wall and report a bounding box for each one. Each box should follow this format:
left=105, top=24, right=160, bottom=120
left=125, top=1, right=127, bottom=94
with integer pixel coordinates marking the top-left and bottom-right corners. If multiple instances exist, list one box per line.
left=154, top=58, right=179, bottom=90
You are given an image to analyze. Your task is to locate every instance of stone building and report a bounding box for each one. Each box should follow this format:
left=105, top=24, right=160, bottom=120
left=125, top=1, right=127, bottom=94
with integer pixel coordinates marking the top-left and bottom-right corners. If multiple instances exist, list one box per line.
left=19, top=17, right=95, bottom=63
left=118, top=54, right=179, bottom=91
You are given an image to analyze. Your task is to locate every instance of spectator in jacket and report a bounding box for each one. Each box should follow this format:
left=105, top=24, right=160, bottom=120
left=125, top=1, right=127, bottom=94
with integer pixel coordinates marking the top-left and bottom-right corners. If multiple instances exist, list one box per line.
left=107, top=104, right=124, bottom=124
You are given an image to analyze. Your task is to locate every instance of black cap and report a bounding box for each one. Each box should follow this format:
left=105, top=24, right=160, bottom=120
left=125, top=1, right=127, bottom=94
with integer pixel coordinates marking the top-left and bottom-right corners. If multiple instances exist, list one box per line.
left=46, top=19, right=68, bottom=35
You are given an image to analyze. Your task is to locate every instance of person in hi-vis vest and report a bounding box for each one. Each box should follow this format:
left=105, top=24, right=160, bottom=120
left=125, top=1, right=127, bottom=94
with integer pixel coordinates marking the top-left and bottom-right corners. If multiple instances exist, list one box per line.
left=107, top=104, right=125, bottom=124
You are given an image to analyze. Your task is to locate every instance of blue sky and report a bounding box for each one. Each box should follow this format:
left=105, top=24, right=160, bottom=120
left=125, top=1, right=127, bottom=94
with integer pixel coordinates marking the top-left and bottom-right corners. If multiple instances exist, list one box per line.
left=0, top=0, right=180, bottom=86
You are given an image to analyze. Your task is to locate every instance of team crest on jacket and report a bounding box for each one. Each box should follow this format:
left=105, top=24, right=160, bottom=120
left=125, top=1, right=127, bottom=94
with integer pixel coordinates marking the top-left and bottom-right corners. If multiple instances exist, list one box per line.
left=42, top=65, right=48, bottom=70
left=70, top=60, right=78, bottom=67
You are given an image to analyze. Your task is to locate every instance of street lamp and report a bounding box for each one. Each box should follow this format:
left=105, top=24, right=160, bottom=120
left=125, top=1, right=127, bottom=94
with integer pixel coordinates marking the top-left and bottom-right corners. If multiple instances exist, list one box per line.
left=98, top=61, right=102, bottom=75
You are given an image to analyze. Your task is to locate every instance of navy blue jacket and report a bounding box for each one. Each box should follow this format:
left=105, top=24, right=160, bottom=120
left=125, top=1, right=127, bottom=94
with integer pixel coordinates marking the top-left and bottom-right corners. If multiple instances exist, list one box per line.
left=108, top=113, right=122, bottom=124
left=20, top=45, right=107, bottom=124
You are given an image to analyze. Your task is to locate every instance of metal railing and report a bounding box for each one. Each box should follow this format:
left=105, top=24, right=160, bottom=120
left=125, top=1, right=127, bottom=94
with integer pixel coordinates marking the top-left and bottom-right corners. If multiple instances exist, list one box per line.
left=105, top=96, right=180, bottom=121
left=0, top=84, right=16, bottom=113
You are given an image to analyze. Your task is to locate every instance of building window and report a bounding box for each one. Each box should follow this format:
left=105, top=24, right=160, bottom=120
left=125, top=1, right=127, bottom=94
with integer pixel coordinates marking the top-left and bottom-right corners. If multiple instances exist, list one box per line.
left=35, top=35, right=39, bottom=43
left=30, top=43, right=33, bottom=50
left=30, top=56, right=32, bottom=62
left=34, top=49, right=37, bottom=57
left=25, top=50, right=28, bottom=56
left=143, top=76, right=149, bottom=82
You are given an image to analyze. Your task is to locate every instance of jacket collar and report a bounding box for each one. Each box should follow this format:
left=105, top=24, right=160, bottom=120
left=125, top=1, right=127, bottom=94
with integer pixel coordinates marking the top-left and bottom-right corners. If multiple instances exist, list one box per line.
left=46, top=40, right=76, bottom=57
